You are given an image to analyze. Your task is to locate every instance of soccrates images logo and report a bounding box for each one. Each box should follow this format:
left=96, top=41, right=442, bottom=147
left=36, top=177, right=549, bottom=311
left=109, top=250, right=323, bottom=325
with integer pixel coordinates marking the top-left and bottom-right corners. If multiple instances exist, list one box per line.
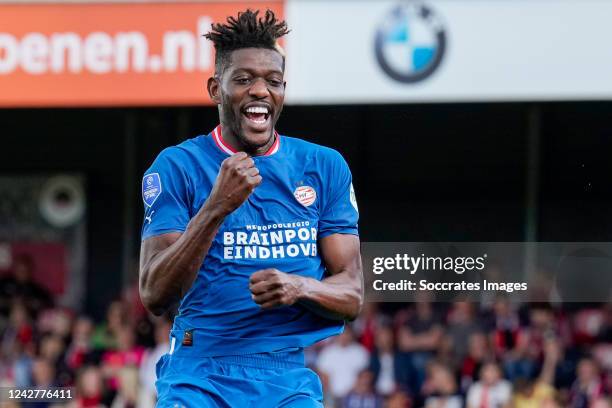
left=375, top=1, right=447, bottom=83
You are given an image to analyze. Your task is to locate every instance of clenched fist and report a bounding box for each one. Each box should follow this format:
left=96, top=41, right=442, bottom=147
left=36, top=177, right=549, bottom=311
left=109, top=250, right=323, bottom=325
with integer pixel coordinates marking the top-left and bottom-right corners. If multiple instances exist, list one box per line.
left=208, top=152, right=262, bottom=216
left=249, top=268, right=304, bottom=309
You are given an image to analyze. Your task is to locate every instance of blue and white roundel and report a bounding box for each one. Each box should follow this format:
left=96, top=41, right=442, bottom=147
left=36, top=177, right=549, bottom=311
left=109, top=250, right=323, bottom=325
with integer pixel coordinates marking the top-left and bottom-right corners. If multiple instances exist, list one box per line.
left=375, top=1, right=446, bottom=83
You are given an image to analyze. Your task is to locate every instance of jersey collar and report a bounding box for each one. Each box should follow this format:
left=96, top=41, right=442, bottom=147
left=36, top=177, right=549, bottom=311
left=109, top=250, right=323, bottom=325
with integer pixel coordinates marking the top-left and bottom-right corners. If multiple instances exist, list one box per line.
left=212, top=125, right=280, bottom=156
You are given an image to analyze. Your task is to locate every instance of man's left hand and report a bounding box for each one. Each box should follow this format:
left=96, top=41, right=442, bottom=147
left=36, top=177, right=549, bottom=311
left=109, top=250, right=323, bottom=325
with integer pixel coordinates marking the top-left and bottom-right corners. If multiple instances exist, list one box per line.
left=249, top=268, right=304, bottom=309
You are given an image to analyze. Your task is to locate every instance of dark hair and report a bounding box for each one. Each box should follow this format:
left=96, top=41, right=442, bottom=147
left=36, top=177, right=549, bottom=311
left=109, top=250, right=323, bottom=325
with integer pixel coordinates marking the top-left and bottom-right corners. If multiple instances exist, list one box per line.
left=204, top=9, right=290, bottom=74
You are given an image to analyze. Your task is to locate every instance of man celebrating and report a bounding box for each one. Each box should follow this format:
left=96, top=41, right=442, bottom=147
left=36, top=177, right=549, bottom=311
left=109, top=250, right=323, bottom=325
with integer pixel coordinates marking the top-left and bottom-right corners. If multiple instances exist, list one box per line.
left=139, top=9, right=362, bottom=407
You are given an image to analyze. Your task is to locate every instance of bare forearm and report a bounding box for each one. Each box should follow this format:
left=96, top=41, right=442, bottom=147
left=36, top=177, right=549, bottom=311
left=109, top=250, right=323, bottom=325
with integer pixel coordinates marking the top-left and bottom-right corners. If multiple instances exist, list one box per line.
left=297, top=272, right=363, bottom=321
left=249, top=235, right=363, bottom=321
left=140, top=152, right=262, bottom=315
left=539, top=354, right=557, bottom=385
left=140, top=203, right=225, bottom=314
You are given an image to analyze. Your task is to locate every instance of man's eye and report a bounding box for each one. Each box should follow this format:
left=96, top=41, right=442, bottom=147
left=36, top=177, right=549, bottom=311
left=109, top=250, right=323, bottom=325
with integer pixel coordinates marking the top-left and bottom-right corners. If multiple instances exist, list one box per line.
left=235, top=78, right=250, bottom=84
left=268, top=79, right=283, bottom=87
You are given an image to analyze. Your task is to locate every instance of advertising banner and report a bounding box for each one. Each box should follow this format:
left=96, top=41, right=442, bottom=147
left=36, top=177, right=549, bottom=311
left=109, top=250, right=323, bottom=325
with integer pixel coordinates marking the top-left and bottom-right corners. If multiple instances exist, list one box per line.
left=285, top=0, right=612, bottom=104
left=0, top=2, right=283, bottom=107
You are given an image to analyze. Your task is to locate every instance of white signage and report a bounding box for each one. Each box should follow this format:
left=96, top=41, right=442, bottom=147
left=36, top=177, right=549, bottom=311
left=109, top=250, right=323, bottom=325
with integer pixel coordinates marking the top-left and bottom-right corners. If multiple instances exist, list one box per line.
left=285, top=0, right=612, bottom=104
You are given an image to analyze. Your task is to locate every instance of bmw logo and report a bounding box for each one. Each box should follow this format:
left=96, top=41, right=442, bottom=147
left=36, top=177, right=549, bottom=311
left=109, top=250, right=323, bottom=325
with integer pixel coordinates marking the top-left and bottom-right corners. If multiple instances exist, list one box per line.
left=375, top=1, right=447, bottom=83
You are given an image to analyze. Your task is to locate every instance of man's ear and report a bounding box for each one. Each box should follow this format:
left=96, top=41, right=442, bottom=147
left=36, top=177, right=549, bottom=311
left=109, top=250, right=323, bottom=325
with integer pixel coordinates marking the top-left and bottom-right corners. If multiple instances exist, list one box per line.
left=207, top=76, right=221, bottom=104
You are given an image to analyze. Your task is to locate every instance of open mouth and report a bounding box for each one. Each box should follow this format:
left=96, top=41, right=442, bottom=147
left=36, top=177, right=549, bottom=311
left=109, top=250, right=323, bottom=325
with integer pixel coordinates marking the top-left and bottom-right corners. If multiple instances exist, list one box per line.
left=243, top=105, right=271, bottom=126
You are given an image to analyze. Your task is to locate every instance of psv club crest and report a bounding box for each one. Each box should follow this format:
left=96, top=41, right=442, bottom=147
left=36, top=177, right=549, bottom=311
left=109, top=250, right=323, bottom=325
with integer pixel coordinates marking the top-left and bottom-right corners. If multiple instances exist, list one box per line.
left=294, top=185, right=317, bottom=207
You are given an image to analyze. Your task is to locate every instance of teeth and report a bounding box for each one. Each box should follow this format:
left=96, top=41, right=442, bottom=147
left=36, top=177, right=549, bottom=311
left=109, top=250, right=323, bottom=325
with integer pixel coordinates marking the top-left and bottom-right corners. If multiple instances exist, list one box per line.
left=246, top=106, right=269, bottom=114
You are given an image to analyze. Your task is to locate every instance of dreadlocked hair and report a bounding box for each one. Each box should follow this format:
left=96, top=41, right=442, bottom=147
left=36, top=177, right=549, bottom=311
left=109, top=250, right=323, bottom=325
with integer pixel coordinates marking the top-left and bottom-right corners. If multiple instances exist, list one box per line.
left=204, top=9, right=290, bottom=73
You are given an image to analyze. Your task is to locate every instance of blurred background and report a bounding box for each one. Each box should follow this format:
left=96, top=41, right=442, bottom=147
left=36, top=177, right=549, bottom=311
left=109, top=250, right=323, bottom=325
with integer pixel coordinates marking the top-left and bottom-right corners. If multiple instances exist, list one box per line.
left=0, top=0, right=610, bottom=407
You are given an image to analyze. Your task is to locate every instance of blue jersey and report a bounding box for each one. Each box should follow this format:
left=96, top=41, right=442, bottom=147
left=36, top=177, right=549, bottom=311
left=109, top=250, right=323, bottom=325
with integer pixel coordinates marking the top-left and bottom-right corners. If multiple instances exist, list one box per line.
left=141, top=125, right=359, bottom=357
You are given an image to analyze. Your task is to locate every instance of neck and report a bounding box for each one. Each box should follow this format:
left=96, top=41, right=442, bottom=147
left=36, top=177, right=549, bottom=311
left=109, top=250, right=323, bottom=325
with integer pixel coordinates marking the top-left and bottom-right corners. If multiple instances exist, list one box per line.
left=221, top=125, right=276, bottom=156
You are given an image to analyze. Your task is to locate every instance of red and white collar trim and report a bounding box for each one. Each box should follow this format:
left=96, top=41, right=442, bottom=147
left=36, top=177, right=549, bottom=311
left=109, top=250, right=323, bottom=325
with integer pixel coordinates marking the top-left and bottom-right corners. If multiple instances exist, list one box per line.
left=212, top=125, right=280, bottom=156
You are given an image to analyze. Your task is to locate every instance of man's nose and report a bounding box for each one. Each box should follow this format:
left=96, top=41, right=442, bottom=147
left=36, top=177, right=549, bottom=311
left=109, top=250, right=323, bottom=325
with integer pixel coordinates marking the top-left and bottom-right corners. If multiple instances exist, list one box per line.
left=248, top=78, right=270, bottom=98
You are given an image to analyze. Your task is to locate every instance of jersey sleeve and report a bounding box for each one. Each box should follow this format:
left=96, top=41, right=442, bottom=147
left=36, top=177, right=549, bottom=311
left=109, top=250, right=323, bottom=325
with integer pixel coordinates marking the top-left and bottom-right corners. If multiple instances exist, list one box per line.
left=318, top=150, right=359, bottom=238
left=141, top=149, right=191, bottom=240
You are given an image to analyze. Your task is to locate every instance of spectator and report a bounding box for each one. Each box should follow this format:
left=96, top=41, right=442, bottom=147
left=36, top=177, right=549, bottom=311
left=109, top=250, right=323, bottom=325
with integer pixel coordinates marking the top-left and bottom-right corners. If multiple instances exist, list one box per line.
left=353, top=302, right=381, bottom=353
left=422, top=361, right=463, bottom=408
left=2, top=301, right=35, bottom=387
left=466, top=361, right=512, bottom=408
left=592, top=397, right=612, bottom=408
left=397, top=300, right=443, bottom=394
left=138, top=317, right=171, bottom=408
left=573, top=308, right=606, bottom=346
left=91, top=300, right=128, bottom=351
left=460, top=332, right=493, bottom=391
left=31, top=358, right=55, bottom=387
left=369, top=324, right=400, bottom=397
left=66, top=316, right=94, bottom=370
left=569, top=357, right=604, bottom=408
left=0, top=254, right=52, bottom=316
left=513, top=378, right=556, bottom=408
left=22, top=358, right=56, bottom=408
left=71, top=365, right=106, bottom=408
left=445, top=301, right=482, bottom=366
left=2, top=301, right=34, bottom=354
left=110, top=367, right=139, bottom=408
left=386, top=389, right=412, bottom=408
left=317, top=325, right=369, bottom=402
left=490, top=297, right=520, bottom=358
left=512, top=336, right=560, bottom=408
left=503, top=305, right=557, bottom=381
left=593, top=341, right=612, bottom=372
left=38, top=333, right=72, bottom=386
left=342, top=369, right=383, bottom=408
left=101, top=325, right=144, bottom=392
left=37, top=307, right=73, bottom=339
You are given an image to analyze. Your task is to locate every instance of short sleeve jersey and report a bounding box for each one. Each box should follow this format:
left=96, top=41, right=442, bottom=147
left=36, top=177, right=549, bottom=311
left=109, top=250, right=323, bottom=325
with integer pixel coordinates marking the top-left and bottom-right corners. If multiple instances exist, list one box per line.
left=141, top=126, right=359, bottom=356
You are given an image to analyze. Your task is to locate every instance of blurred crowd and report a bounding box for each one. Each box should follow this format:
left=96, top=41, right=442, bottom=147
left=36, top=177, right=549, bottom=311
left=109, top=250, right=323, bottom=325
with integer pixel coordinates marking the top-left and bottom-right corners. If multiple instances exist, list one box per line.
left=0, top=256, right=610, bottom=408
left=314, top=300, right=611, bottom=408
left=0, top=256, right=169, bottom=408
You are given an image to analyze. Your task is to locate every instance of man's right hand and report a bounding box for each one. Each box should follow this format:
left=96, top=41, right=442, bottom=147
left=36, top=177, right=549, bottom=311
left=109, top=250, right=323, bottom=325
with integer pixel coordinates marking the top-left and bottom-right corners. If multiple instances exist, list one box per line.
left=207, top=152, right=262, bottom=216
left=139, top=152, right=260, bottom=315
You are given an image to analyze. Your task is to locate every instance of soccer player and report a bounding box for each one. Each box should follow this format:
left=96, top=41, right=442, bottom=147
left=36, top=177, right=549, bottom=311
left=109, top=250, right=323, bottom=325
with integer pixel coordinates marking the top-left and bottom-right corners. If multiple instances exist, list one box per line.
left=139, top=9, right=362, bottom=407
